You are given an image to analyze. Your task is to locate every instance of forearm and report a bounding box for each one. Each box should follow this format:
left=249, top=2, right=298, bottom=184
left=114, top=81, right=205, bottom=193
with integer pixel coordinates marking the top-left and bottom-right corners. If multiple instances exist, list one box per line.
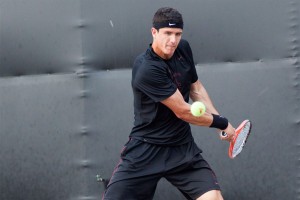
left=175, top=101, right=228, bottom=130
left=161, top=83, right=235, bottom=142
left=161, top=89, right=235, bottom=141
left=190, top=80, right=219, bottom=115
left=161, top=89, right=224, bottom=128
left=183, top=110, right=216, bottom=127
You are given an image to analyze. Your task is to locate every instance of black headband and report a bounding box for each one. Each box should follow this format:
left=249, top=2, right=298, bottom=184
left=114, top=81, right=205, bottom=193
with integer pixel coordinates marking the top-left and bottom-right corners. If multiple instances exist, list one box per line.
left=153, top=22, right=183, bottom=29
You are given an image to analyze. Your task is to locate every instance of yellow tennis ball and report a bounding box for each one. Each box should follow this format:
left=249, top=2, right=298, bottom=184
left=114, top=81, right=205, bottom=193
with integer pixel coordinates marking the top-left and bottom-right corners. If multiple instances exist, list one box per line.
left=191, top=101, right=206, bottom=117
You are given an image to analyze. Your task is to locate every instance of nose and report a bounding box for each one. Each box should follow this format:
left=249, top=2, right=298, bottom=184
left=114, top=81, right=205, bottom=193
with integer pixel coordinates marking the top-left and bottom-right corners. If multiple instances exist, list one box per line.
left=169, top=34, right=176, bottom=44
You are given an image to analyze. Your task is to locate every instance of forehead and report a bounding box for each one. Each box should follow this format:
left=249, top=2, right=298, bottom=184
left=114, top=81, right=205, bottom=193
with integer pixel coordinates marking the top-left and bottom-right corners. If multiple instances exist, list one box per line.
left=158, top=27, right=183, bottom=34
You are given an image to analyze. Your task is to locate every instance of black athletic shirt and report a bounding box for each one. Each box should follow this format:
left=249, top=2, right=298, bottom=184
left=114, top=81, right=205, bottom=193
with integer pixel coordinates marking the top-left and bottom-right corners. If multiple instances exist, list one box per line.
left=130, top=39, right=198, bottom=145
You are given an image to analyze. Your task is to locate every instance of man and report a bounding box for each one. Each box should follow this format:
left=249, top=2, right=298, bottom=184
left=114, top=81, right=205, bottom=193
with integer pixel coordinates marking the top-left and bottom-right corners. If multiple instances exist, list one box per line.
left=102, top=7, right=235, bottom=200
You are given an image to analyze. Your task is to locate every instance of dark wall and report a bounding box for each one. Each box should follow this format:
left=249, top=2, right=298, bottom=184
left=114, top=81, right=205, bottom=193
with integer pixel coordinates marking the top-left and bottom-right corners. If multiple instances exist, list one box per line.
left=0, top=0, right=299, bottom=199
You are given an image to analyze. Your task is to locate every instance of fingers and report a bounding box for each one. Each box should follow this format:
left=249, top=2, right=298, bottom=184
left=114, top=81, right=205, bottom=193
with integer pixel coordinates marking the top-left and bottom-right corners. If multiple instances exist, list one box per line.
left=220, top=132, right=235, bottom=142
left=220, top=123, right=235, bottom=142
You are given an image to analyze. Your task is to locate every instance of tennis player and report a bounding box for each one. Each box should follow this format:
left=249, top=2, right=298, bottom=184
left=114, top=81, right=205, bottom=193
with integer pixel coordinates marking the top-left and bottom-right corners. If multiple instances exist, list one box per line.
left=102, top=7, right=235, bottom=200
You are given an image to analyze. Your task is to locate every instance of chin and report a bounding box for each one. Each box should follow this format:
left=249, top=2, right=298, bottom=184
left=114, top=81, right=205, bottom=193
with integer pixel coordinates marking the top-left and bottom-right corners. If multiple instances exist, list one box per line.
left=163, top=54, right=173, bottom=60
left=163, top=51, right=175, bottom=58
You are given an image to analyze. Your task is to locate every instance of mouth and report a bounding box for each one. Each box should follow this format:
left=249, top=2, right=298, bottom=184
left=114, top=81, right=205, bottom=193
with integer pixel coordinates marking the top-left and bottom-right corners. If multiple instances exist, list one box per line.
left=166, top=45, right=176, bottom=50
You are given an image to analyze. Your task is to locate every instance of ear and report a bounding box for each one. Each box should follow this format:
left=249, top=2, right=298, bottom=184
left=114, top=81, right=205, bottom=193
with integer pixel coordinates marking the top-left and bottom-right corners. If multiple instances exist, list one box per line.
left=151, top=27, right=158, bottom=38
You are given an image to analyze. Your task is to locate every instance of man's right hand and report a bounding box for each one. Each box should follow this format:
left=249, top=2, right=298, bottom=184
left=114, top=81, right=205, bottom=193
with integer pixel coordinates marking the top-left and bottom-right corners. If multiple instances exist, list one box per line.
left=219, top=123, right=235, bottom=142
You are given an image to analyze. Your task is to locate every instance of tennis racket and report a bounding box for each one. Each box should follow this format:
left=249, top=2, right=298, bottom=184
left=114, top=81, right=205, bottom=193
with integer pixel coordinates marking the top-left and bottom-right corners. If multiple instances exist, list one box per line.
left=221, top=120, right=252, bottom=159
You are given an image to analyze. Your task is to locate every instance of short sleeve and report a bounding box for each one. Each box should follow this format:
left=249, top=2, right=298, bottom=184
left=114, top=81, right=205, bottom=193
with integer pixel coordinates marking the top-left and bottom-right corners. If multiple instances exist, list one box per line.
left=133, top=63, right=177, bottom=102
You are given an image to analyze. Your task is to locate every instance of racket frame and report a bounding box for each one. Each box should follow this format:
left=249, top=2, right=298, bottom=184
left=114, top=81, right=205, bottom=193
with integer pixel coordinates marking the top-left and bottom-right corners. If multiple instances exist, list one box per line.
left=221, top=120, right=252, bottom=159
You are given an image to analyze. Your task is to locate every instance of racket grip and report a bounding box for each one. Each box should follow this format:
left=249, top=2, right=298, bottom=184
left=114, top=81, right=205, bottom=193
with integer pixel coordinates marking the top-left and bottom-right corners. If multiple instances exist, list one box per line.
left=221, top=131, right=227, bottom=137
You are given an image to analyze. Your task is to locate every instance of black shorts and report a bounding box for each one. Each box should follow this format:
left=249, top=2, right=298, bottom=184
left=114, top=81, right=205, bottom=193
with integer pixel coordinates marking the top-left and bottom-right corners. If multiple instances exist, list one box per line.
left=102, top=138, right=221, bottom=200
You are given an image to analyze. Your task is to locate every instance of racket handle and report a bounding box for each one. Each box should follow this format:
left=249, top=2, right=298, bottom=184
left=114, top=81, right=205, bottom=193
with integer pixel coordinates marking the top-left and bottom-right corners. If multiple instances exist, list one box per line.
left=221, top=131, right=227, bottom=137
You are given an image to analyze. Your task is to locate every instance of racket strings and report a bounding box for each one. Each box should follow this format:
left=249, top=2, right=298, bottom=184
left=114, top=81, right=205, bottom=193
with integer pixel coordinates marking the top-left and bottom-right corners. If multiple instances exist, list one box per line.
left=232, top=122, right=251, bottom=157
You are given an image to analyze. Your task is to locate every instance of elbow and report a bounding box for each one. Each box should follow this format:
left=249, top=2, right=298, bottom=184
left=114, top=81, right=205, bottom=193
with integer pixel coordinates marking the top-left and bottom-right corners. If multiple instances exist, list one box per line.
left=174, top=110, right=188, bottom=121
left=175, top=112, right=183, bottom=120
left=172, top=104, right=191, bottom=121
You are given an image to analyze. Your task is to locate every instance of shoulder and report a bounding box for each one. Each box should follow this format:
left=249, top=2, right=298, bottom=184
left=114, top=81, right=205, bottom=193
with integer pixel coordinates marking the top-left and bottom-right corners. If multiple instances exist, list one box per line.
left=177, top=39, right=191, bottom=50
left=132, top=49, right=167, bottom=84
left=133, top=49, right=165, bottom=72
left=176, top=39, right=194, bottom=61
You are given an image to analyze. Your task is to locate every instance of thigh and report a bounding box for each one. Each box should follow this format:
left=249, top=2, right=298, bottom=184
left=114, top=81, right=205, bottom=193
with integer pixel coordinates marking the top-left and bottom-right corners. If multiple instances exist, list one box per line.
left=165, top=145, right=221, bottom=199
left=103, top=175, right=160, bottom=200
left=102, top=139, right=164, bottom=200
left=196, top=190, right=223, bottom=200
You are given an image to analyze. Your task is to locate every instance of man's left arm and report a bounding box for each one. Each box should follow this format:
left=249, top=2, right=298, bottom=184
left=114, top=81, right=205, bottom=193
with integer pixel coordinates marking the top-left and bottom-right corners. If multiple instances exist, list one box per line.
left=189, top=80, right=219, bottom=115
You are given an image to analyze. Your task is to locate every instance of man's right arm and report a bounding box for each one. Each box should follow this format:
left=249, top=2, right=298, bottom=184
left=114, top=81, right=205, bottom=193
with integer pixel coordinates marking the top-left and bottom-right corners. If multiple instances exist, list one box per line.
left=161, top=89, right=235, bottom=141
